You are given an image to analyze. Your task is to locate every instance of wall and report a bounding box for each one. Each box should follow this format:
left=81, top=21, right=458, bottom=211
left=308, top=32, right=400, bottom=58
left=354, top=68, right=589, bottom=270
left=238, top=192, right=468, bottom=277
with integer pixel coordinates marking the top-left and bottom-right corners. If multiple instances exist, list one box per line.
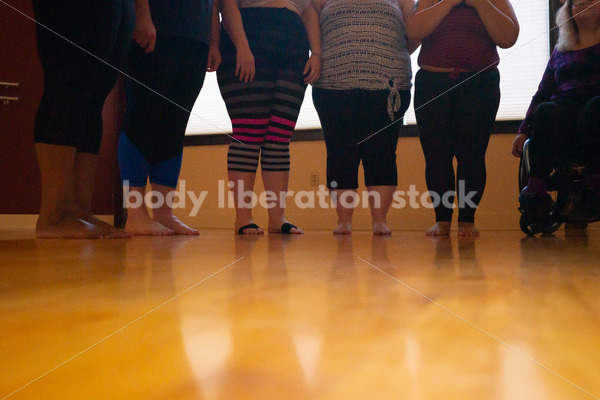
left=173, top=134, right=522, bottom=232
left=2, top=133, right=597, bottom=232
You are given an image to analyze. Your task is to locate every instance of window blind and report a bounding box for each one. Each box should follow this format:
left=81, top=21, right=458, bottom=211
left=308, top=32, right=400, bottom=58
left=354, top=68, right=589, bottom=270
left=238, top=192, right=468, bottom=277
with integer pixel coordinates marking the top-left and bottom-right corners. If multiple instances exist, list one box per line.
left=185, top=0, right=550, bottom=135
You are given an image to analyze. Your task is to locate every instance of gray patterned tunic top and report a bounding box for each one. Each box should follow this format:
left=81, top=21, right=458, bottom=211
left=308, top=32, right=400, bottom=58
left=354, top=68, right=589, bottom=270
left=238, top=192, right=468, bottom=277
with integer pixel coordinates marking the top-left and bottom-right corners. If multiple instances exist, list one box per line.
left=313, top=0, right=412, bottom=120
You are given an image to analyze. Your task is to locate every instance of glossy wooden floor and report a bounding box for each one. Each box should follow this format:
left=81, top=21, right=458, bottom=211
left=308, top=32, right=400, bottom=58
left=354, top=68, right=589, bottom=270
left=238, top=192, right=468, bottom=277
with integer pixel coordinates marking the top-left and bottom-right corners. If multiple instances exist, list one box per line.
left=1, top=229, right=600, bottom=400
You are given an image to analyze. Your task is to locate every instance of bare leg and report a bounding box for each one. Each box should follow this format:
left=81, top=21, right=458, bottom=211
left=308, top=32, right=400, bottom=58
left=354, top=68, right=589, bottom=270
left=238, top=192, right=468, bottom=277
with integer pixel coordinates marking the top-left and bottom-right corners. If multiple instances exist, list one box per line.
left=35, top=143, right=100, bottom=239
left=72, top=152, right=131, bottom=238
left=123, top=185, right=174, bottom=236
left=426, top=221, right=451, bottom=236
left=458, top=222, right=480, bottom=237
left=229, top=171, right=263, bottom=234
left=366, top=185, right=394, bottom=235
left=151, top=183, right=199, bottom=235
left=262, top=170, right=303, bottom=234
left=332, top=189, right=355, bottom=235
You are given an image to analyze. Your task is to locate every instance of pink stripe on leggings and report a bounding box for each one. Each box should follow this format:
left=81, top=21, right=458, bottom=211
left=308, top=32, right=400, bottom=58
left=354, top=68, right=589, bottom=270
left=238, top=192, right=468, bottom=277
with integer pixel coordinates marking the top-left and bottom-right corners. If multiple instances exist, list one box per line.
left=232, top=118, right=270, bottom=125
left=232, top=135, right=264, bottom=143
left=233, top=127, right=267, bottom=134
left=270, top=116, right=296, bottom=127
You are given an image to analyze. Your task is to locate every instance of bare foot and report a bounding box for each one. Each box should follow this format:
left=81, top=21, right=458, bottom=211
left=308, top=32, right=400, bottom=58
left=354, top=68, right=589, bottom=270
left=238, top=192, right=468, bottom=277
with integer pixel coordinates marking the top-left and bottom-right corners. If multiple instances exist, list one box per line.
left=372, top=221, right=392, bottom=235
left=125, top=214, right=175, bottom=236
left=236, top=220, right=264, bottom=235
left=79, top=214, right=132, bottom=239
left=36, top=215, right=101, bottom=239
left=154, top=214, right=199, bottom=235
left=425, top=222, right=451, bottom=236
left=458, top=222, right=479, bottom=237
left=333, top=221, right=352, bottom=235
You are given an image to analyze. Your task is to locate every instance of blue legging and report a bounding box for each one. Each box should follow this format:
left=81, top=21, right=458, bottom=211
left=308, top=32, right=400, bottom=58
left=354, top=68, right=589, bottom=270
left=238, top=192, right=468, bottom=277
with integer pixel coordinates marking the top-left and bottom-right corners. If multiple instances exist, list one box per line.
left=118, top=133, right=183, bottom=188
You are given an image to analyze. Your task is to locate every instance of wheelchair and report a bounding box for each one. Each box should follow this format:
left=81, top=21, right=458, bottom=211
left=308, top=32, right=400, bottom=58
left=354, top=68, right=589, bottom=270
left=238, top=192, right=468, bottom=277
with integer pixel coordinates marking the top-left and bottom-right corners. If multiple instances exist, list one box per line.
left=518, top=138, right=600, bottom=236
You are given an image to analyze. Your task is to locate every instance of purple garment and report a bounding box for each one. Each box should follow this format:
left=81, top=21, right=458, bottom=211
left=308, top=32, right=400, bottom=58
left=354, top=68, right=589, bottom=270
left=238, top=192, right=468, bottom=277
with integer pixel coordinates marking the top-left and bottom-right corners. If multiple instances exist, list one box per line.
left=519, top=42, right=600, bottom=135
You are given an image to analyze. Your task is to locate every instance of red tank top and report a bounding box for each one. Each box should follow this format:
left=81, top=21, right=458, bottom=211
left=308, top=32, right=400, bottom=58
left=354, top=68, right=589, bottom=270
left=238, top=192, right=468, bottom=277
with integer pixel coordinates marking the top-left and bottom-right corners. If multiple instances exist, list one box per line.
left=417, top=4, right=499, bottom=71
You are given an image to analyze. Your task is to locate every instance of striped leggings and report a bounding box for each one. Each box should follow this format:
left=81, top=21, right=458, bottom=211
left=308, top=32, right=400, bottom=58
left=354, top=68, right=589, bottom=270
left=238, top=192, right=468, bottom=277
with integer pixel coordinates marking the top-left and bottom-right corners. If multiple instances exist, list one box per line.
left=217, top=7, right=309, bottom=173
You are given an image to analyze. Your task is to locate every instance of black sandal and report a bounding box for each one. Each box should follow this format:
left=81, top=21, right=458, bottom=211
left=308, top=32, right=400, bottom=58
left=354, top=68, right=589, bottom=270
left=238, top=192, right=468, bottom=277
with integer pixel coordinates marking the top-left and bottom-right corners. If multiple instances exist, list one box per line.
left=280, top=222, right=299, bottom=234
left=237, top=223, right=262, bottom=235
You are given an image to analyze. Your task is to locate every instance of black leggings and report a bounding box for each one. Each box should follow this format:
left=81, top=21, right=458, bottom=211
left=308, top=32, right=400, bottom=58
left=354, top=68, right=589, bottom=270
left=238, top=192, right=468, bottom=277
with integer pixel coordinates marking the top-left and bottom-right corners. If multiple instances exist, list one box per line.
left=415, top=68, right=500, bottom=223
left=312, top=88, right=411, bottom=189
left=123, top=36, right=209, bottom=164
left=528, top=96, right=600, bottom=178
left=32, top=0, right=134, bottom=154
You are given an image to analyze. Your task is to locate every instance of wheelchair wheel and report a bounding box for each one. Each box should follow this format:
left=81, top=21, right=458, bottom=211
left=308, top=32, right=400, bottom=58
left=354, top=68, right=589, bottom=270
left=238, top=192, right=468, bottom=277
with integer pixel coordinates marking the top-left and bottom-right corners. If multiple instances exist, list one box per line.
left=518, top=142, right=530, bottom=192
left=542, top=219, right=562, bottom=235
left=519, top=208, right=561, bottom=236
left=518, top=139, right=562, bottom=235
left=519, top=214, right=536, bottom=236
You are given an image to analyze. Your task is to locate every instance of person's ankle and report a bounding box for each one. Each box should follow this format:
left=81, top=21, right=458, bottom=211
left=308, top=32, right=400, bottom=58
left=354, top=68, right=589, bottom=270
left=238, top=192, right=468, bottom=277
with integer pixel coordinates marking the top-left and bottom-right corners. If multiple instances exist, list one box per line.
left=152, top=207, right=175, bottom=218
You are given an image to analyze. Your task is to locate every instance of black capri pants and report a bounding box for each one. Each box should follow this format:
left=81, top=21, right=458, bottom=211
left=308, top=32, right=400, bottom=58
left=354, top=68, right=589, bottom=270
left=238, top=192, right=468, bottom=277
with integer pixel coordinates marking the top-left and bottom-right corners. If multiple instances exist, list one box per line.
left=32, top=0, right=134, bottom=154
left=312, top=88, right=411, bottom=189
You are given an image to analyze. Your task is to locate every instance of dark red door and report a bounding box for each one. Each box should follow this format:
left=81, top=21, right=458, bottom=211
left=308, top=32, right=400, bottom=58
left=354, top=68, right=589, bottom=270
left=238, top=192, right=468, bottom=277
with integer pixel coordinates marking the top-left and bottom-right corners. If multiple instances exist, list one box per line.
left=0, top=0, right=125, bottom=218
